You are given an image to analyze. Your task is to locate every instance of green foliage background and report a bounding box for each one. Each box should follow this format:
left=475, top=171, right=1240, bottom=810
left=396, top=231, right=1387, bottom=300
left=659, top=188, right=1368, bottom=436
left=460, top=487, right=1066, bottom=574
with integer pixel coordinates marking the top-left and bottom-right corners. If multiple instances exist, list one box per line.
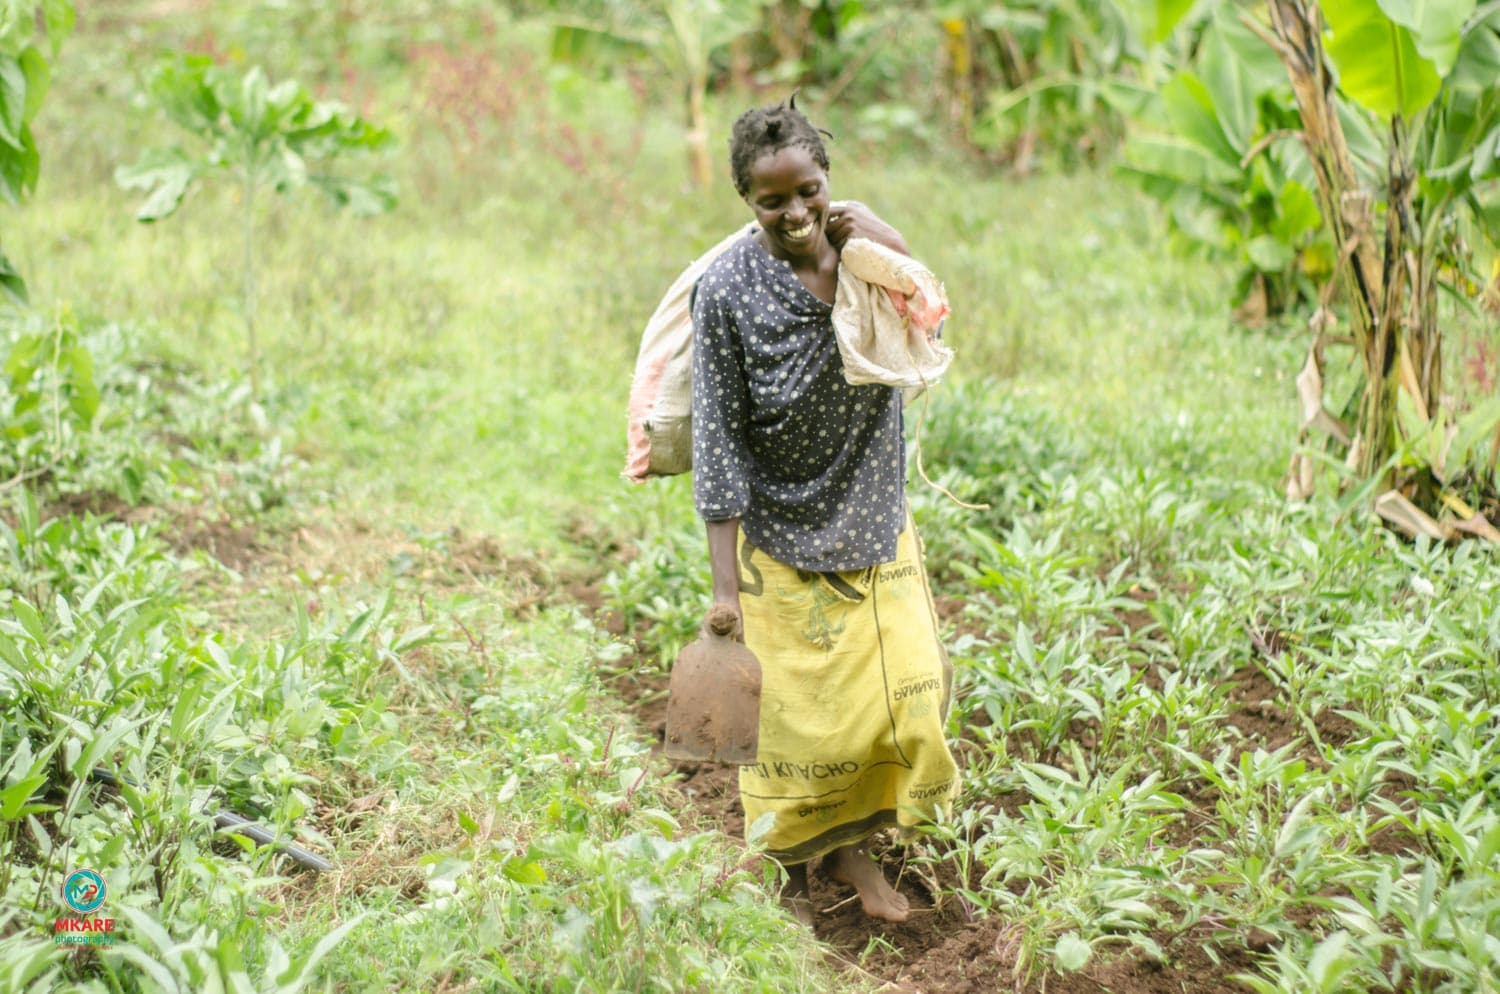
left=0, top=1, right=1497, bottom=992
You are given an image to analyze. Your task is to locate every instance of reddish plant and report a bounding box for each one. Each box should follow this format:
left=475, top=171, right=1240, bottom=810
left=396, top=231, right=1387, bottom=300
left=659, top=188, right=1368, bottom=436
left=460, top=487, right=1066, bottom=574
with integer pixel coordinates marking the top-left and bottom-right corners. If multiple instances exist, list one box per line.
left=408, top=37, right=544, bottom=158
left=1464, top=339, right=1495, bottom=395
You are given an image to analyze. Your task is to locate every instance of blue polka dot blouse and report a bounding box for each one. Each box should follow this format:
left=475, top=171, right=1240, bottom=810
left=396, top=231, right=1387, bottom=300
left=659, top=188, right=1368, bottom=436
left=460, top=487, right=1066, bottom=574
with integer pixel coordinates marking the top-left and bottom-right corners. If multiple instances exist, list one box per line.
left=690, top=233, right=905, bottom=572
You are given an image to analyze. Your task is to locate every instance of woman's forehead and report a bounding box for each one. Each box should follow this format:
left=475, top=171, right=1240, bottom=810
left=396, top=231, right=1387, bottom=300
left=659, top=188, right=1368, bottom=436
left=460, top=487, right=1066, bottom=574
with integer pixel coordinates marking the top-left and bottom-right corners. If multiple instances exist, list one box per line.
left=748, top=146, right=826, bottom=191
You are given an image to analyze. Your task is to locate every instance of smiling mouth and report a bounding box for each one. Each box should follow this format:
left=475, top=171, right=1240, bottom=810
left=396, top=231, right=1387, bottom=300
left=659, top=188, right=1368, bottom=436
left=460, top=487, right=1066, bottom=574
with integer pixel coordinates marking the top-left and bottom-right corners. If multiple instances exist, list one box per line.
left=785, top=219, right=816, bottom=240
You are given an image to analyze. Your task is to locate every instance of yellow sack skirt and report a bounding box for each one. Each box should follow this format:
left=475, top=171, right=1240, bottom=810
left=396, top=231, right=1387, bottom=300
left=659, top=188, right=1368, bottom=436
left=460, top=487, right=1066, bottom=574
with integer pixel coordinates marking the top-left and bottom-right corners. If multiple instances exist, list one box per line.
left=736, top=517, right=960, bottom=865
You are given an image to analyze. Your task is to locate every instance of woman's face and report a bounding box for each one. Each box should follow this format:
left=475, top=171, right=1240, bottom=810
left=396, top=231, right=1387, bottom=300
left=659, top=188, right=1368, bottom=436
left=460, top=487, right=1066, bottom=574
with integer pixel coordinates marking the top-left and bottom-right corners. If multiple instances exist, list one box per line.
left=744, top=145, right=831, bottom=264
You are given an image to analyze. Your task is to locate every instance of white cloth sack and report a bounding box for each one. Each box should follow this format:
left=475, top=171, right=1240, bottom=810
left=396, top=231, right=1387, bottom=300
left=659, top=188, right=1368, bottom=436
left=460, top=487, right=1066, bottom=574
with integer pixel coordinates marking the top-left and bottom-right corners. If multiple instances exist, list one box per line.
left=832, top=236, right=953, bottom=392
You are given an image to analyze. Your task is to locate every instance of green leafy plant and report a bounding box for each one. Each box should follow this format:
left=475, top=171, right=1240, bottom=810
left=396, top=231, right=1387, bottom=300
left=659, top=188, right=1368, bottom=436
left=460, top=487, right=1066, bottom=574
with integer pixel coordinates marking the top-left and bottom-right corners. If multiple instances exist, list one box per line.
left=967, top=750, right=1182, bottom=982
left=1121, top=6, right=1334, bottom=321
left=549, top=0, right=767, bottom=188
left=0, top=0, right=73, bottom=304
left=116, top=54, right=397, bottom=390
left=1, top=315, right=299, bottom=510
left=1133, top=0, right=1500, bottom=523
left=0, top=312, right=97, bottom=492
left=599, top=518, right=710, bottom=665
left=1260, top=0, right=1500, bottom=517
left=935, top=0, right=1152, bottom=169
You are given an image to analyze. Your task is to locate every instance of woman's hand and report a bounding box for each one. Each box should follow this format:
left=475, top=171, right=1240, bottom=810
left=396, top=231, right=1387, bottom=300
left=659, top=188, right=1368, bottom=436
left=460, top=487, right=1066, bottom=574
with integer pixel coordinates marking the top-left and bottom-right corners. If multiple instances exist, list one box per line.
left=704, top=599, right=744, bottom=642
left=705, top=519, right=744, bottom=642
left=827, top=200, right=910, bottom=257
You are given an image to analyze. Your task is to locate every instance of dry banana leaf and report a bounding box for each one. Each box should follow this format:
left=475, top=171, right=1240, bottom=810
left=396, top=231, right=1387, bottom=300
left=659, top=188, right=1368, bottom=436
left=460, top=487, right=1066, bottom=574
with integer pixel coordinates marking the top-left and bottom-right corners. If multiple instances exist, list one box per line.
left=1440, top=492, right=1500, bottom=546
left=1374, top=490, right=1448, bottom=542
left=1295, top=344, right=1352, bottom=444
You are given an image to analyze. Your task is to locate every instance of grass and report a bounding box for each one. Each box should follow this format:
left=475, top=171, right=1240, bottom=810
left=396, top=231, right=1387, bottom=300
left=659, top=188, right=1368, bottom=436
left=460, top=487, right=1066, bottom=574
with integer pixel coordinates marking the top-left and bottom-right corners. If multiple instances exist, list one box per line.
left=2, top=2, right=1499, bottom=993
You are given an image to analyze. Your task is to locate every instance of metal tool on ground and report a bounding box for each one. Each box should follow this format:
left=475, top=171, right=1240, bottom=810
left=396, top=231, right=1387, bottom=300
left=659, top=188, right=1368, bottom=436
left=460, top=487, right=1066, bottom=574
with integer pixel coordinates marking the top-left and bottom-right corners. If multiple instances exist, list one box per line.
left=663, top=604, right=762, bottom=764
left=89, top=767, right=334, bottom=872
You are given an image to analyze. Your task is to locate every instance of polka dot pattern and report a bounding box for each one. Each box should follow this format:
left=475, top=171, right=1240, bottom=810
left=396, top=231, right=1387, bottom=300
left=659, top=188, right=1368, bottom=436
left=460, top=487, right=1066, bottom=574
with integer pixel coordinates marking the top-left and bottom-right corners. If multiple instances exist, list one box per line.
left=691, top=233, right=905, bottom=572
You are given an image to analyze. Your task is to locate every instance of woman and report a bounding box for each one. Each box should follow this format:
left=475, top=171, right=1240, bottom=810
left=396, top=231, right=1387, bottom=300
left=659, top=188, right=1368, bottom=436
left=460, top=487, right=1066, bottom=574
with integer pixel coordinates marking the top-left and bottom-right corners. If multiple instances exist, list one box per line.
left=690, top=98, right=959, bottom=925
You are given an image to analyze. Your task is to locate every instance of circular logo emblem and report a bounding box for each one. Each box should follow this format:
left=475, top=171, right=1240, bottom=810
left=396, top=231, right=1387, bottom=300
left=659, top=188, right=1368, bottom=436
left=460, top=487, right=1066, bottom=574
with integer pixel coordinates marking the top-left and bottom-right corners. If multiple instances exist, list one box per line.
left=62, top=869, right=106, bottom=915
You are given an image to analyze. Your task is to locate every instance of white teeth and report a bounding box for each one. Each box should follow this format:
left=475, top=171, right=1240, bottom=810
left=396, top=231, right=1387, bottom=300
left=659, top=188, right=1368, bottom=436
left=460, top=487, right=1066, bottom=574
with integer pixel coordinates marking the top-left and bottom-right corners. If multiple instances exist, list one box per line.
left=786, top=221, right=815, bottom=239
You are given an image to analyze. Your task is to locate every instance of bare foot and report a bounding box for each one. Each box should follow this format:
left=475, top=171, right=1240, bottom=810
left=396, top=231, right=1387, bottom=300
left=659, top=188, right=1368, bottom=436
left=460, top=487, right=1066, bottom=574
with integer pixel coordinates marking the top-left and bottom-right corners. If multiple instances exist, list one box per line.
left=780, top=862, right=815, bottom=927
left=824, top=843, right=910, bottom=923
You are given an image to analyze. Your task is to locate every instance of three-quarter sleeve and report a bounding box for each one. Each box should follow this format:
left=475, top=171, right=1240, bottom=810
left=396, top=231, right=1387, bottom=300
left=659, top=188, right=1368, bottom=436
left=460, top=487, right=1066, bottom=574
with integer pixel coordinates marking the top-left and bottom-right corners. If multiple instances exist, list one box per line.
left=691, top=273, right=753, bottom=522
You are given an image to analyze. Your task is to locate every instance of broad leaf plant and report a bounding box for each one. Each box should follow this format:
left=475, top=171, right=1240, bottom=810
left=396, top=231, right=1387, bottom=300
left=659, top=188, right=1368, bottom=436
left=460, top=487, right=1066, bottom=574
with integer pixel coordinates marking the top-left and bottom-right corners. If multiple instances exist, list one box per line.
left=117, top=55, right=397, bottom=391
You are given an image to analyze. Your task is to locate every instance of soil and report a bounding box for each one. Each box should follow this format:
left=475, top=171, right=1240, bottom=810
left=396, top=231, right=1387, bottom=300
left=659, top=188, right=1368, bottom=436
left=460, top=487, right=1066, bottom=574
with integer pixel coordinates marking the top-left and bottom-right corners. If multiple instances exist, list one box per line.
left=31, top=490, right=268, bottom=573
left=1223, top=664, right=1304, bottom=754
left=162, top=513, right=264, bottom=572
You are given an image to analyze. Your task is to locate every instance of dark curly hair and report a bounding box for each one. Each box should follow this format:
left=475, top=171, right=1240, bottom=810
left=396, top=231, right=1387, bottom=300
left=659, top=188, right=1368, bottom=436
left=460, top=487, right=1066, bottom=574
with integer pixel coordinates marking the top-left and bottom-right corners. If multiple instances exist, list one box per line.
left=728, top=94, right=832, bottom=198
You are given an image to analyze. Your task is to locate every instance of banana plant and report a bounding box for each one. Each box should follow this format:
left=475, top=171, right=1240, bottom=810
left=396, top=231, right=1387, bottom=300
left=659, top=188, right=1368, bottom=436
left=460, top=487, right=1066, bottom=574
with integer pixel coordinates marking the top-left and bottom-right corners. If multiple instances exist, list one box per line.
left=939, top=0, right=1155, bottom=168
left=0, top=0, right=73, bottom=304
left=1125, top=0, right=1500, bottom=526
left=549, top=0, right=768, bottom=188
left=1121, top=6, right=1340, bottom=321
left=116, top=55, right=396, bottom=391
left=1254, top=0, right=1500, bottom=526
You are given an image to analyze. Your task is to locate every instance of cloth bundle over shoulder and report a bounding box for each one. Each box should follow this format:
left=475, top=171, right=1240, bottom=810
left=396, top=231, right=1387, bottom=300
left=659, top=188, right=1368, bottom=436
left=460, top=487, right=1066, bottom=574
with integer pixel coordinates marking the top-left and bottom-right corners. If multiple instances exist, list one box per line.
left=623, top=219, right=953, bottom=482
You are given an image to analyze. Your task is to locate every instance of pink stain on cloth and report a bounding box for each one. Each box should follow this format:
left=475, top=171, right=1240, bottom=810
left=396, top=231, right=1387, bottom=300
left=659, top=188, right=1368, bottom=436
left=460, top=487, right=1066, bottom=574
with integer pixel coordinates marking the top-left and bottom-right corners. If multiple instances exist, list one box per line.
left=622, top=348, right=672, bottom=481
left=625, top=228, right=953, bottom=482
left=886, top=277, right=951, bottom=331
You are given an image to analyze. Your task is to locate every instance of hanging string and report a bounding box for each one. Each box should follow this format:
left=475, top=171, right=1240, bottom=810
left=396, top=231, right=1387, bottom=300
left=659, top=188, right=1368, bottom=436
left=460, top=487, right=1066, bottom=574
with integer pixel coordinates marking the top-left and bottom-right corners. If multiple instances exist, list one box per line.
left=906, top=330, right=989, bottom=512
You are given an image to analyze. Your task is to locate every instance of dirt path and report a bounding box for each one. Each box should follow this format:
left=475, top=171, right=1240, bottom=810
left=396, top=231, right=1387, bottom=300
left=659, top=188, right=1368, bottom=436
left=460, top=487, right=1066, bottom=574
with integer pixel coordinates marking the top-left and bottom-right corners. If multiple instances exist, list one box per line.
left=169, top=507, right=1366, bottom=994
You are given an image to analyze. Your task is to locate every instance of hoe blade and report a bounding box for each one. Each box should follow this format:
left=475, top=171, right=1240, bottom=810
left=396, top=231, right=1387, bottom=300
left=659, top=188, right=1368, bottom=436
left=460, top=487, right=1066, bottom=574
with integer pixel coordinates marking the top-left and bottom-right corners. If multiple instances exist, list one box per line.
left=663, top=609, right=761, bottom=765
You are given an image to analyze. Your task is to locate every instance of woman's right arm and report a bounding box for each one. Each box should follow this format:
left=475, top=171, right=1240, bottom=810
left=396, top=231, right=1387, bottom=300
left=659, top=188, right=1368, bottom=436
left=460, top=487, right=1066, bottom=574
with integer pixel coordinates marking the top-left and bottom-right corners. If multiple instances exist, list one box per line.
left=705, top=518, right=743, bottom=639
left=691, top=269, right=752, bottom=639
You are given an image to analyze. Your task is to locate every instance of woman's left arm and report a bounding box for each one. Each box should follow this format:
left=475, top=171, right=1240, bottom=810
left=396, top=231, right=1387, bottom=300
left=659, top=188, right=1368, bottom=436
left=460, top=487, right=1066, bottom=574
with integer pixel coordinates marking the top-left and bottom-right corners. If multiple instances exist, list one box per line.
left=826, top=200, right=910, bottom=257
